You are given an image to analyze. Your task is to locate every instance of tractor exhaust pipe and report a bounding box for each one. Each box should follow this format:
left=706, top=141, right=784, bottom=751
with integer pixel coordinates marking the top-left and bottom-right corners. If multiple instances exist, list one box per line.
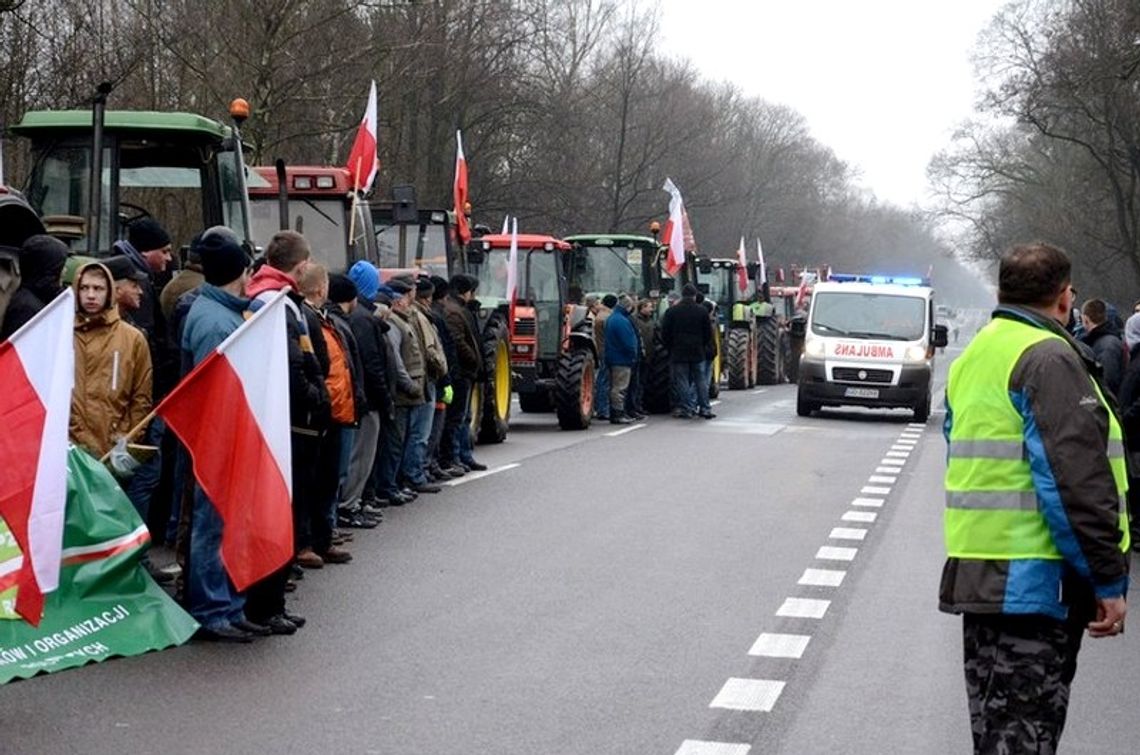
left=88, top=81, right=114, bottom=256
left=275, top=158, right=289, bottom=231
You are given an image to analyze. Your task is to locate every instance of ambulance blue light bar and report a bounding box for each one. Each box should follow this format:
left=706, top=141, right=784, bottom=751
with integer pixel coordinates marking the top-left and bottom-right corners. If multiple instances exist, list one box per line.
left=829, top=273, right=930, bottom=286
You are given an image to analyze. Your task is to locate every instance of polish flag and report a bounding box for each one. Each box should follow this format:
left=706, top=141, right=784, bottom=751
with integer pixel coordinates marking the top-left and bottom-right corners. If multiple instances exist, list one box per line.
left=506, top=216, right=519, bottom=336
left=756, top=239, right=767, bottom=286
left=0, top=289, right=74, bottom=624
left=795, top=270, right=810, bottom=309
left=345, top=81, right=379, bottom=192
left=662, top=178, right=688, bottom=276
left=736, top=236, right=749, bottom=292
left=157, top=291, right=293, bottom=591
left=454, top=130, right=471, bottom=245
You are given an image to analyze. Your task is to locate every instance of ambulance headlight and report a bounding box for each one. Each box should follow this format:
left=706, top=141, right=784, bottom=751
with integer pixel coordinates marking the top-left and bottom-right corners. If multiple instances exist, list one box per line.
left=805, top=339, right=826, bottom=358
left=905, top=345, right=928, bottom=362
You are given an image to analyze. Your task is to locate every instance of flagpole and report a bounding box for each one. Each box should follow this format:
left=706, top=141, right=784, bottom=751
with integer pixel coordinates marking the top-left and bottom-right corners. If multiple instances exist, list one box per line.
left=347, top=156, right=363, bottom=246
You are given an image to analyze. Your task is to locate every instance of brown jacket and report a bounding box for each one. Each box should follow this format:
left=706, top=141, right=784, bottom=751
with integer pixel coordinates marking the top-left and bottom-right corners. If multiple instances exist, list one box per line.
left=413, top=300, right=448, bottom=381
left=389, top=309, right=426, bottom=407
left=70, top=262, right=153, bottom=458
left=442, top=295, right=482, bottom=379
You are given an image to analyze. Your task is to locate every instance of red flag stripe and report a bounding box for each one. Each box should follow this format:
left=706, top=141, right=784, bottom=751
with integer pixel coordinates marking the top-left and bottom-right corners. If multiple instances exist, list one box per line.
left=158, top=352, right=292, bottom=592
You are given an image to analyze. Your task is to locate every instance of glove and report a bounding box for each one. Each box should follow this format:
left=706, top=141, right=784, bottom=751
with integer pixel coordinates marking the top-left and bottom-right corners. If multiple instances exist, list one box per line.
left=108, top=437, right=141, bottom=480
left=442, top=385, right=454, bottom=405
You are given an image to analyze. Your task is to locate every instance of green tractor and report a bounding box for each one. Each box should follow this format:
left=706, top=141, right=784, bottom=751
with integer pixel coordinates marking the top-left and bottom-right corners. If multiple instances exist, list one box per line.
left=14, top=96, right=254, bottom=274
left=366, top=192, right=511, bottom=444
left=468, top=233, right=596, bottom=430
left=562, top=231, right=701, bottom=414
left=695, top=256, right=766, bottom=389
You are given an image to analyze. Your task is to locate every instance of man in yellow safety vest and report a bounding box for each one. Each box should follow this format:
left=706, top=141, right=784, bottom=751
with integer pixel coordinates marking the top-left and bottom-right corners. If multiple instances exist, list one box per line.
left=942, top=242, right=1130, bottom=754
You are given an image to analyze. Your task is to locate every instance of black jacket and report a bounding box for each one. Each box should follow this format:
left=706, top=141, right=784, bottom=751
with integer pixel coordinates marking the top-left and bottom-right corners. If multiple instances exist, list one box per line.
left=1083, top=324, right=1127, bottom=398
left=0, top=239, right=68, bottom=341
left=660, top=298, right=711, bottom=364
left=347, top=296, right=394, bottom=418
left=1117, top=342, right=1140, bottom=450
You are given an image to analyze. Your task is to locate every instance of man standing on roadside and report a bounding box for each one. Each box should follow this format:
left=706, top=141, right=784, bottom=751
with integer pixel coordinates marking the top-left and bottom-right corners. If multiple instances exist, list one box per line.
left=942, top=242, right=1130, bottom=753
left=604, top=294, right=639, bottom=425
left=660, top=284, right=711, bottom=419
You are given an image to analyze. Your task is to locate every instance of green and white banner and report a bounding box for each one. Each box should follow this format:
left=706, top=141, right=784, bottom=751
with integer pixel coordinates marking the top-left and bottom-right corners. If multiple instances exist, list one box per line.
left=0, top=448, right=198, bottom=683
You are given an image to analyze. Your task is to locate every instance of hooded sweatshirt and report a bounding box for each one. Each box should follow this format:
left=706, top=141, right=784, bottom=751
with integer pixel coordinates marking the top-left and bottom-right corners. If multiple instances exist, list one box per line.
left=70, top=262, right=153, bottom=458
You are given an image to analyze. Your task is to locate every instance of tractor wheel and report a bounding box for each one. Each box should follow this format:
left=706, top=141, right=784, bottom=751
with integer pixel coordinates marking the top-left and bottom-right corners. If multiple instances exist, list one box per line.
left=757, top=316, right=783, bottom=385
left=782, top=332, right=799, bottom=384
left=556, top=349, right=595, bottom=431
left=708, top=327, right=721, bottom=398
left=726, top=328, right=750, bottom=390
left=643, top=337, right=673, bottom=414
left=518, top=390, right=553, bottom=413
left=477, top=319, right=511, bottom=443
left=468, top=380, right=484, bottom=447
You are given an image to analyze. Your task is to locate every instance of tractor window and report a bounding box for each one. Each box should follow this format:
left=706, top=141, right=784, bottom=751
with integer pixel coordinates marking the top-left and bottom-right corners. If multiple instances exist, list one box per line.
left=118, top=165, right=204, bottom=254
left=524, top=250, right=560, bottom=303
left=374, top=221, right=450, bottom=276
left=472, top=248, right=510, bottom=301
left=698, top=267, right=735, bottom=307
left=25, top=144, right=111, bottom=252
left=218, top=154, right=251, bottom=241
left=571, top=245, right=640, bottom=297
left=250, top=198, right=347, bottom=270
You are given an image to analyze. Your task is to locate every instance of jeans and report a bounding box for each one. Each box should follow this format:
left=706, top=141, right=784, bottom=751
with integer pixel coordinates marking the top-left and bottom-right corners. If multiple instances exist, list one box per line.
left=696, top=359, right=712, bottom=413
left=627, top=358, right=644, bottom=415
left=594, top=358, right=610, bottom=418
left=444, top=377, right=472, bottom=466
left=378, top=406, right=409, bottom=496
left=670, top=361, right=702, bottom=415
left=428, top=402, right=447, bottom=468
left=125, top=419, right=164, bottom=523
left=187, top=486, right=245, bottom=630
left=401, top=385, right=435, bottom=486
left=609, top=365, right=632, bottom=419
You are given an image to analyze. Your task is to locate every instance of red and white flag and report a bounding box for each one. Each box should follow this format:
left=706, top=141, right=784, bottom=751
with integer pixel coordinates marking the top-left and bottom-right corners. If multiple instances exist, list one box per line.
left=454, top=130, right=471, bottom=245
left=157, top=291, right=293, bottom=591
left=661, top=178, right=688, bottom=276
left=0, top=289, right=74, bottom=624
left=736, top=236, right=749, bottom=292
left=345, top=80, right=379, bottom=192
left=506, top=216, right=519, bottom=336
left=795, top=270, right=810, bottom=309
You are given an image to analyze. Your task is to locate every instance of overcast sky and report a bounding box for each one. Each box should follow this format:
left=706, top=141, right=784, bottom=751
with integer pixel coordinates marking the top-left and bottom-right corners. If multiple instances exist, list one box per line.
left=658, top=0, right=1008, bottom=208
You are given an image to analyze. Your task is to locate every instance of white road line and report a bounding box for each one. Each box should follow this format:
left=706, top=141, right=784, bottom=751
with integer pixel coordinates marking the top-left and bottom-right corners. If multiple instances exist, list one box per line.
left=895, top=439, right=917, bottom=446
left=875, top=466, right=900, bottom=474
left=443, top=463, right=521, bottom=486
left=710, top=678, right=786, bottom=712
left=777, top=597, right=831, bottom=618
left=861, top=486, right=891, bottom=495
left=711, top=400, right=722, bottom=406
left=675, top=741, right=751, bottom=755
left=900, top=431, right=922, bottom=437
left=750, top=388, right=768, bottom=395
left=799, top=568, right=846, bottom=587
left=868, top=475, right=897, bottom=484
left=817, top=545, right=858, bottom=561
left=889, top=445, right=913, bottom=452
left=852, top=497, right=884, bottom=508
left=880, top=458, right=905, bottom=467
left=843, top=510, right=878, bottom=523
left=885, top=451, right=910, bottom=458
left=830, top=527, right=868, bottom=541
left=749, top=632, right=812, bottom=659
left=604, top=423, right=646, bottom=437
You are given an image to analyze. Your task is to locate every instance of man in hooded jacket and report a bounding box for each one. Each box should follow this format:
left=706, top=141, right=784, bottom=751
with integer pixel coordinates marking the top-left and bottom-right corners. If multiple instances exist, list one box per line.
left=1, top=234, right=69, bottom=341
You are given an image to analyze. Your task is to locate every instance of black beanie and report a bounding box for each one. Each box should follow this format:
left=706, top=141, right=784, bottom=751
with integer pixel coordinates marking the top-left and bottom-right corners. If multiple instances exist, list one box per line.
left=415, top=276, right=434, bottom=297
left=199, top=232, right=249, bottom=286
left=430, top=275, right=449, bottom=300
left=449, top=273, right=471, bottom=294
left=127, top=218, right=171, bottom=252
left=328, top=273, right=358, bottom=304
left=602, top=294, right=618, bottom=309
left=681, top=283, right=698, bottom=298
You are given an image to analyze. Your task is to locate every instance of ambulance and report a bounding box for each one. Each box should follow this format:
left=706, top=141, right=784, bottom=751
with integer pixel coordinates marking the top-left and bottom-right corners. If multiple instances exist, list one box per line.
left=795, top=274, right=948, bottom=421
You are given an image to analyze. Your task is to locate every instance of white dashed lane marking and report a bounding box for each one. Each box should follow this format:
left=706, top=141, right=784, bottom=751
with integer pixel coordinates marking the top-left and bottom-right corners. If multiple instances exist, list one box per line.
left=842, top=510, right=878, bottom=523
left=749, top=632, right=812, bottom=659
left=830, top=527, right=868, bottom=541
left=675, top=741, right=751, bottom=755
left=875, top=466, right=900, bottom=474
left=852, top=497, right=884, bottom=507
left=885, top=451, right=909, bottom=458
left=868, top=475, right=896, bottom=484
left=880, top=458, right=905, bottom=467
left=443, top=463, right=521, bottom=486
left=776, top=597, right=831, bottom=618
left=604, top=423, right=645, bottom=437
left=710, top=678, right=787, bottom=712
left=816, top=545, right=858, bottom=561
left=799, top=568, right=846, bottom=587
left=861, top=486, right=891, bottom=495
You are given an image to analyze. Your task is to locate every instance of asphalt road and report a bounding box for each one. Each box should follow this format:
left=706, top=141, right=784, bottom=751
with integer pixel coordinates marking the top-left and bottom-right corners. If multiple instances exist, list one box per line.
left=4, top=347, right=1139, bottom=754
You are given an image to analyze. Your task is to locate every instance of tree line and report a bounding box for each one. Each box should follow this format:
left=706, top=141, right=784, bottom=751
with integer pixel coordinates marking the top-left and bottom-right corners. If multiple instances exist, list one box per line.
left=931, top=0, right=1140, bottom=306
left=0, top=0, right=989, bottom=305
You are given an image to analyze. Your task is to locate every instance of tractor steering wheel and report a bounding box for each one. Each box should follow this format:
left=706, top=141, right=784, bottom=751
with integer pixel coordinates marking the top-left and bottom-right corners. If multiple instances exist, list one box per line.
left=118, top=202, right=151, bottom=227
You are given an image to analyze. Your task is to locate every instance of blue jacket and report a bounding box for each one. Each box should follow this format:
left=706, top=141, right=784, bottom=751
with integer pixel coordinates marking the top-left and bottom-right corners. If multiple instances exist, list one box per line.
left=604, top=307, right=639, bottom=367
left=181, top=284, right=249, bottom=366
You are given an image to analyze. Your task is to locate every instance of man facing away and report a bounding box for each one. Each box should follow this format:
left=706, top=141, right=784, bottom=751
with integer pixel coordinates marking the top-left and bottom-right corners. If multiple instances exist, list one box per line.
left=941, top=242, right=1130, bottom=753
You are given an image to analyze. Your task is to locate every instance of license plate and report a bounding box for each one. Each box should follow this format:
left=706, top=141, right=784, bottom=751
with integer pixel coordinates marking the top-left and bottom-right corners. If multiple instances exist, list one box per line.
left=844, top=387, right=879, bottom=399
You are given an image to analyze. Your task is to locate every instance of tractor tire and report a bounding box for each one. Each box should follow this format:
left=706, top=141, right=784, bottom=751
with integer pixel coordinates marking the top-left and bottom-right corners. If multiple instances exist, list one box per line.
left=708, top=327, right=721, bottom=398
left=468, top=380, right=484, bottom=447
left=784, top=333, right=801, bottom=384
left=644, top=337, right=673, bottom=414
left=913, top=391, right=931, bottom=423
left=726, top=328, right=750, bottom=390
left=796, top=390, right=818, bottom=417
left=477, top=319, right=511, bottom=443
left=757, top=317, right=783, bottom=385
left=556, top=349, right=595, bottom=431
left=518, top=389, right=553, bottom=413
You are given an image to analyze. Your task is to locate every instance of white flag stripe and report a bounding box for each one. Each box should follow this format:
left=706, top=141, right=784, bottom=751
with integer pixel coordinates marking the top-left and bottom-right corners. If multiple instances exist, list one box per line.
left=9, top=288, right=75, bottom=595
left=220, top=291, right=293, bottom=496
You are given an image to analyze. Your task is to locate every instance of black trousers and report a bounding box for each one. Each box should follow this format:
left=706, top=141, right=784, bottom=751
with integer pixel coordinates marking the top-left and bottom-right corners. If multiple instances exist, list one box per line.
left=311, top=429, right=341, bottom=553
left=442, top=376, right=472, bottom=465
